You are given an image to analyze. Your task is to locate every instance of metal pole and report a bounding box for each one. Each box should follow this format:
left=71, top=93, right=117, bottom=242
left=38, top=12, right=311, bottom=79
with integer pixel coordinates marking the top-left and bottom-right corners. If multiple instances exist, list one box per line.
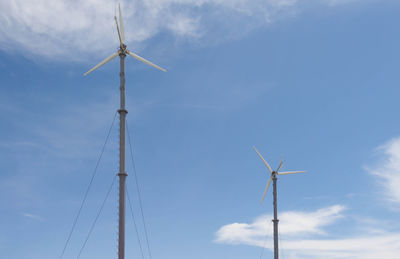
left=272, top=174, right=279, bottom=259
left=118, top=51, right=128, bottom=259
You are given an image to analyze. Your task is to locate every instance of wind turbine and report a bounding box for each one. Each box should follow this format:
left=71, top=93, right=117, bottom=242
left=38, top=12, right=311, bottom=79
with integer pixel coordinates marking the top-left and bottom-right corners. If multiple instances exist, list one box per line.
left=253, top=146, right=305, bottom=259
left=84, top=4, right=166, bottom=259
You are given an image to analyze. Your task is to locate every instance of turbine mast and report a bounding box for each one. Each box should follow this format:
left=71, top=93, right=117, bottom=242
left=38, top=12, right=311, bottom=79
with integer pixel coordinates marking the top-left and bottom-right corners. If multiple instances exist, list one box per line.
left=253, top=147, right=305, bottom=259
left=83, top=6, right=166, bottom=259
left=272, top=173, right=279, bottom=259
left=118, top=49, right=127, bottom=259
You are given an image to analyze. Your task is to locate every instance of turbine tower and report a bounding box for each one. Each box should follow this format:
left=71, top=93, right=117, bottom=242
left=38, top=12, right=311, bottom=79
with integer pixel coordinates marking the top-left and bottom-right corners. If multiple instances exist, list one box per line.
left=84, top=5, right=166, bottom=259
left=253, top=146, right=305, bottom=259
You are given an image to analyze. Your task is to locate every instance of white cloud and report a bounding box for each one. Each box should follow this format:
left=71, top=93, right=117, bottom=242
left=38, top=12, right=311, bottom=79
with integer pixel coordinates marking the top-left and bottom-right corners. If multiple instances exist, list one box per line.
left=215, top=205, right=400, bottom=259
left=216, top=205, right=345, bottom=245
left=367, top=137, right=400, bottom=205
left=0, top=0, right=360, bottom=61
left=279, top=205, right=344, bottom=236
left=22, top=212, right=44, bottom=222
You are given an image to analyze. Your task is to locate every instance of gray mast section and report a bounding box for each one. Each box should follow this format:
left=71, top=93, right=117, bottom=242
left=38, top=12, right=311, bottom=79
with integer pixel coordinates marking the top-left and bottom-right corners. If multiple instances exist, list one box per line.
left=118, top=49, right=128, bottom=259
left=272, top=174, right=279, bottom=259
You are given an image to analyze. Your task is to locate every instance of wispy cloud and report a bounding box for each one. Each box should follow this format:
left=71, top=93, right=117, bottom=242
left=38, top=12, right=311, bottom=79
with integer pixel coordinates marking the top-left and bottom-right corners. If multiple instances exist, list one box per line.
left=0, top=90, right=121, bottom=205
left=322, top=0, right=361, bottom=7
left=367, top=137, right=400, bottom=205
left=22, top=212, right=44, bottom=222
left=215, top=205, right=400, bottom=258
left=0, top=0, right=361, bottom=61
left=215, top=205, right=345, bottom=246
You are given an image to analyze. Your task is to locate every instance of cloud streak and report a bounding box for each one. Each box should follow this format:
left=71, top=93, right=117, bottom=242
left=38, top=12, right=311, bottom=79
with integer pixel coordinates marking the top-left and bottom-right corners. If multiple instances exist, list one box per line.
left=0, top=0, right=361, bottom=61
left=367, top=137, right=400, bottom=205
left=215, top=205, right=400, bottom=259
left=22, top=212, right=44, bottom=222
left=0, top=89, right=121, bottom=207
left=215, top=205, right=345, bottom=245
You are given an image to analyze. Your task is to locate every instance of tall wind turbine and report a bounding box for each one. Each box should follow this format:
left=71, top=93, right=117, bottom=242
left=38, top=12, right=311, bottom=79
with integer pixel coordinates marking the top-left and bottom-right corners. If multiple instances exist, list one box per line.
left=253, top=146, right=305, bottom=259
left=84, top=5, right=166, bottom=259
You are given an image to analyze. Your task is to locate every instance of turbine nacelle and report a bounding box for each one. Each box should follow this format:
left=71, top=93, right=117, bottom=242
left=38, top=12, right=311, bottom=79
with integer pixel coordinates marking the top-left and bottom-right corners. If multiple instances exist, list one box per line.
left=84, top=3, right=166, bottom=76
left=253, top=146, right=306, bottom=205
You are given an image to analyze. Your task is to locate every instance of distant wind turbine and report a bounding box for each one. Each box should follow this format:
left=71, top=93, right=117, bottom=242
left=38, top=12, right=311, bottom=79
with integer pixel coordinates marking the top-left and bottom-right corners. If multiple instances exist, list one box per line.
left=253, top=146, right=305, bottom=259
left=84, top=4, right=166, bottom=259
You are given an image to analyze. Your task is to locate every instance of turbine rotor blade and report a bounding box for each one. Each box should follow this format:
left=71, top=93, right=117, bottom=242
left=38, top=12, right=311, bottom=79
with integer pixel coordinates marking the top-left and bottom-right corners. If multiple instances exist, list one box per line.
left=118, top=3, right=125, bottom=44
left=115, top=15, right=123, bottom=46
left=253, top=146, right=273, bottom=173
left=260, top=177, right=272, bottom=205
left=126, top=50, right=167, bottom=72
left=278, top=171, right=306, bottom=175
left=83, top=52, right=119, bottom=76
left=276, top=160, right=283, bottom=172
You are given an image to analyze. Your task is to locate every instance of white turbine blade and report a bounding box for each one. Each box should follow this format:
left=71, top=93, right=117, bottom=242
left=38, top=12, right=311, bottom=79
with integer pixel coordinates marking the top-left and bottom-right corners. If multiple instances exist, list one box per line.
left=127, top=50, right=167, bottom=72
left=84, top=52, right=119, bottom=76
left=278, top=171, right=306, bottom=175
left=118, top=3, right=125, bottom=44
left=253, top=146, right=273, bottom=173
left=260, top=177, right=273, bottom=205
left=114, top=15, right=123, bottom=46
left=276, top=160, right=283, bottom=172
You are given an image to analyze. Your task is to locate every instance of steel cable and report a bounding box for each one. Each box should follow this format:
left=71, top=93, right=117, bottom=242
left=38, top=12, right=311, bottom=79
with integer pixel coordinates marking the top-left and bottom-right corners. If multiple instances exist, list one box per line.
left=127, top=186, right=146, bottom=259
left=77, top=175, right=117, bottom=258
left=126, top=121, right=153, bottom=259
left=259, top=220, right=273, bottom=259
left=279, top=229, right=285, bottom=259
left=60, top=111, right=117, bottom=259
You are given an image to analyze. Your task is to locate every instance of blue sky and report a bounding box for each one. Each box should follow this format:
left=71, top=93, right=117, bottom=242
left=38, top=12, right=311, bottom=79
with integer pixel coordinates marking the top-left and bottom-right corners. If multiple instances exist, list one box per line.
left=1, top=0, right=400, bottom=258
